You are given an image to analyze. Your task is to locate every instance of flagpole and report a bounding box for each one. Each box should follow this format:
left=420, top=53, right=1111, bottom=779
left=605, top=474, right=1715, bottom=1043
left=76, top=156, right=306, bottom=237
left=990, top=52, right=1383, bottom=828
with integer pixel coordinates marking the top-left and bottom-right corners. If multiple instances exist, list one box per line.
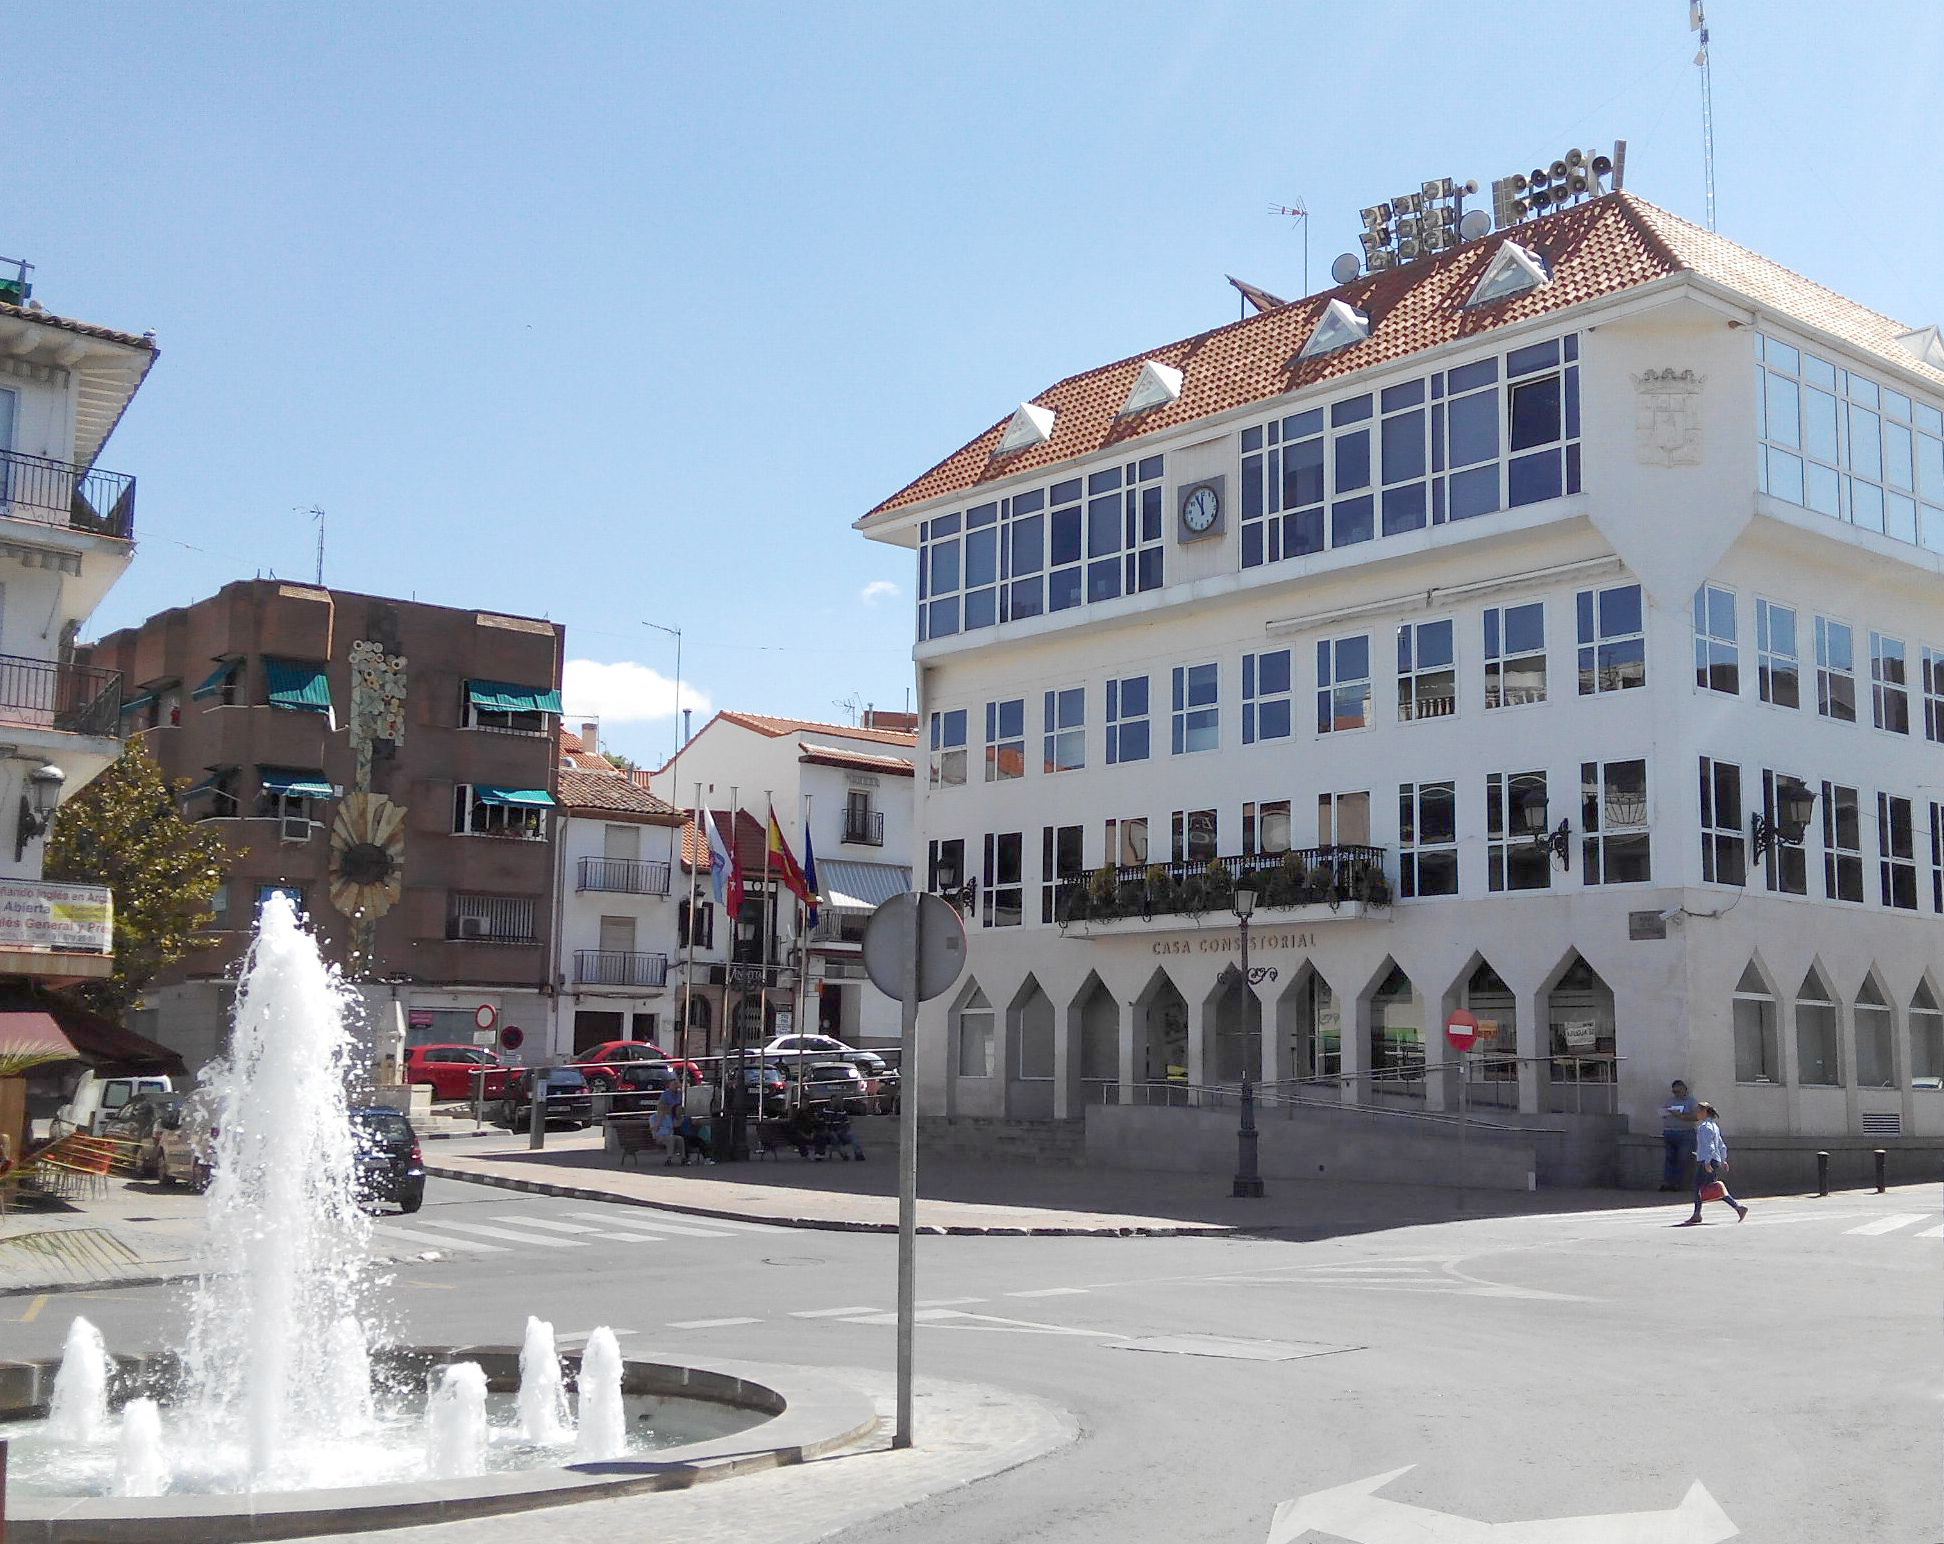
left=755, top=789, right=775, bottom=1156
left=723, top=786, right=739, bottom=1150
left=797, top=793, right=811, bottom=1100
left=680, top=780, right=703, bottom=1069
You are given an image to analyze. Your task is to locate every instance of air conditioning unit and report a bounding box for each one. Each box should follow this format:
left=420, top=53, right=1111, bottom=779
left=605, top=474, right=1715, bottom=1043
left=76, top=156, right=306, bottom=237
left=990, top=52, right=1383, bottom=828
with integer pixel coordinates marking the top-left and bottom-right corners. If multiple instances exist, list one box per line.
left=458, top=916, right=488, bottom=940
left=280, top=815, right=311, bottom=844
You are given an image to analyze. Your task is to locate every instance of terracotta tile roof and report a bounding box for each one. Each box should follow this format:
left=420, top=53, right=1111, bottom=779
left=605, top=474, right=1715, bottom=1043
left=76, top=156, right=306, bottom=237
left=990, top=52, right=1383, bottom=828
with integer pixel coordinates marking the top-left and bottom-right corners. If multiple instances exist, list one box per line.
left=557, top=726, right=614, bottom=771
left=716, top=711, right=916, bottom=748
left=675, top=808, right=773, bottom=873
left=556, top=767, right=681, bottom=822
left=681, top=817, right=711, bottom=872
left=861, top=192, right=1944, bottom=521
left=797, top=740, right=916, bottom=776
left=0, top=299, right=157, bottom=353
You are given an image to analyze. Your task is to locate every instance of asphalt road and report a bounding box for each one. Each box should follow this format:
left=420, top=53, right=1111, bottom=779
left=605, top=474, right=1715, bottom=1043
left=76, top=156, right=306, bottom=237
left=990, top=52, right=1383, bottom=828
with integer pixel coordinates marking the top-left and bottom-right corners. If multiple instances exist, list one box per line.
left=11, top=1175, right=1940, bottom=1541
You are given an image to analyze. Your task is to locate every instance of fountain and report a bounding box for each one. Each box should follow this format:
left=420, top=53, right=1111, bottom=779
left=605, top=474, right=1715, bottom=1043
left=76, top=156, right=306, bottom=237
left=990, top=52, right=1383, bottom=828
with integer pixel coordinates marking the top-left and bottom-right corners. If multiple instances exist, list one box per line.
left=517, top=1316, right=572, bottom=1445
left=113, top=1398, right=167, bottom=1497
left=573, top=1328, right=626, bottom=1462
left=0, top=897, right=866, bottom=1540
left=45, top=1316, right=109, bottom=1442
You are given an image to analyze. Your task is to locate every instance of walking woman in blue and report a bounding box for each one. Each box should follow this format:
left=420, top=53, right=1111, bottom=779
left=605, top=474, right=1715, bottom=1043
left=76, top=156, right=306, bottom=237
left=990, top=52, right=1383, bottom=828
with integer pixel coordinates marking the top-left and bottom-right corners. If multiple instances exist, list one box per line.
left=1679, top=1101, right=1748, bottom=1225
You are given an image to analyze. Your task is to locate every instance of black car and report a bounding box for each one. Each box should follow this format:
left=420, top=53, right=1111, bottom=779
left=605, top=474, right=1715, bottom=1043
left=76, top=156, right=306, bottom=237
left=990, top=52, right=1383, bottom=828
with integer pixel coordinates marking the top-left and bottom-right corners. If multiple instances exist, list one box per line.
left=494, top=1067, right=594, bottom=1130
left=102, top=1092, right=184, bottom=1177
left=350, top=1107, right=425, bottom=1214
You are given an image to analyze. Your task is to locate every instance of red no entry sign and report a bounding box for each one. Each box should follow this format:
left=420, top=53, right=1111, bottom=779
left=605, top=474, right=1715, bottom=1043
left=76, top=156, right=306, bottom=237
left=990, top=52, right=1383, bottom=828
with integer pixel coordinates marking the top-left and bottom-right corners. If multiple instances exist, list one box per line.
left=1445, top=1009, right=1480, bottom=1053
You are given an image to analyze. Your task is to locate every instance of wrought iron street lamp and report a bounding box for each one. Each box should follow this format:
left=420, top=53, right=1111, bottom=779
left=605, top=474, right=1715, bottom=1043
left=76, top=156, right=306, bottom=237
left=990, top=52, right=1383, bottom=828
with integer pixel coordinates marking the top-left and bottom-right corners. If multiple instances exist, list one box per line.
left=1232, top=879, right=1264, bottom=1198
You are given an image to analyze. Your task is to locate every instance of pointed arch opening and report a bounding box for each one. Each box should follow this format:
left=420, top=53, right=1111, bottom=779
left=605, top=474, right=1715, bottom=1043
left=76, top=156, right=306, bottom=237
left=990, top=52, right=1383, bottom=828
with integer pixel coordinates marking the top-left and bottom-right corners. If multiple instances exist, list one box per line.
left=1205, top=964, right=1260, bottom=1085
left=1855, top=973, right=1895, bottom=1089
left=1543, top=952, right=1617, bottom=1113
left=1133, top=970, right=1189, bottom=1090
left=1795, top=966, right=1840, bottom=1087
left=1367, top=960, right=1424, bottom=1099
left=1070, top=972, right=1120, bottom=1101
left=1911, top=978, right=1944, bottom=1085
left=1461, top=956, right=1519, bottom=1108
left=1277, top=962, right=1341, bottom=1085
left=952, top=983, right=994, bottom=1081
left=1731, top=961, right=1780, bottom=1085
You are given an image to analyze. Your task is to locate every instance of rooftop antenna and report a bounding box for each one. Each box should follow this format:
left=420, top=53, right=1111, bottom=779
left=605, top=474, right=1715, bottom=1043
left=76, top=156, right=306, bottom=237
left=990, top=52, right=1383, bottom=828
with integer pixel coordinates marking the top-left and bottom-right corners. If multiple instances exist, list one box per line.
left=1691, top=1, right=1716, bottom=230
left=1269, top=200, right=1309, bottom=297
left=297, top=505, right=325, bottom=586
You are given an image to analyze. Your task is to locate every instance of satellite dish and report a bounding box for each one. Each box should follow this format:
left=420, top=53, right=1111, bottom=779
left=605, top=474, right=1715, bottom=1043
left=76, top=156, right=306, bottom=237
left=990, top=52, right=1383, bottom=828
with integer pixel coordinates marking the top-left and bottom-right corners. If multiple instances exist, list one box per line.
left=1330, top=253, right=1361, bottom=286
left=1459, top=209, right=1493, bottom=241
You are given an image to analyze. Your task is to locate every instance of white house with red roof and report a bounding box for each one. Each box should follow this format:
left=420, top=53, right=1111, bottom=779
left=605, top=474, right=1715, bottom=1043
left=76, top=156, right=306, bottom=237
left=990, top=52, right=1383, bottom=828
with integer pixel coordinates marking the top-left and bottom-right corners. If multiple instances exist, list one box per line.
left=649, top=710, right=917, bottom=1047
left=547, top=727, right=702, bottom=1060
left=858, top=186, right=1944, bottom=1187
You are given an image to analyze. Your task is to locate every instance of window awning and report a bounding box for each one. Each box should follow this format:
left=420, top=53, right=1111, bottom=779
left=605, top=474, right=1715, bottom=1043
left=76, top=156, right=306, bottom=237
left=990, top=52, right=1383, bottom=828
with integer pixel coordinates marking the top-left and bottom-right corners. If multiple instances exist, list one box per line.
left=260, top=768, right=334, bottom=800
left=265, top=658, right=332, bottom=713
left=473, top=785, right=557, bottom=809
left=119, top=692, right=156, bottom=717
left=190, top=661, right=236, bottom=700
left=466, top=679, right=563, bottom=716
left=818, top=859, right=912, bottom=913
left=183, top=772, right=223, bottom=796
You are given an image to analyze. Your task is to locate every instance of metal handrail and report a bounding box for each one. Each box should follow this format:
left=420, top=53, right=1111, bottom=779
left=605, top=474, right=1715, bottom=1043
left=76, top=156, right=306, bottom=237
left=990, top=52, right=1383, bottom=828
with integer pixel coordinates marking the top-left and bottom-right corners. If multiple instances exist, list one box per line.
left=1107, top=1079, right=1547, bottom=1139
left=576, top=856, right=672, bottom=895
left=0, top=653, right=122, bottom=735
left=1060, top=844, right=1391, bottom=923
left=842, top=809, right=885, bottom=845
left=0, top=449, right=136, bottom=538
left=574, top=949, right=669, bottom=987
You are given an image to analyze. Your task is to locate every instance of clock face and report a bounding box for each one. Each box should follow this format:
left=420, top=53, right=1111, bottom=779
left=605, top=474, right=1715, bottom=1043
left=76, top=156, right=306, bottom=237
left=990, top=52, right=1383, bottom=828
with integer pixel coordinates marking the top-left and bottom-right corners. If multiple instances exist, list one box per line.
left=1183, top=485, right=1219, bottom=533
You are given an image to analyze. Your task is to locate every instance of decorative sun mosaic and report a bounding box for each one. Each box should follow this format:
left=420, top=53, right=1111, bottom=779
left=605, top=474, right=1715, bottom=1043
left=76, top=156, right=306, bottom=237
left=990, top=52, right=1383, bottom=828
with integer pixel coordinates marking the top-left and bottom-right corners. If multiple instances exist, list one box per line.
left=329, top=792, right=405, bottom=920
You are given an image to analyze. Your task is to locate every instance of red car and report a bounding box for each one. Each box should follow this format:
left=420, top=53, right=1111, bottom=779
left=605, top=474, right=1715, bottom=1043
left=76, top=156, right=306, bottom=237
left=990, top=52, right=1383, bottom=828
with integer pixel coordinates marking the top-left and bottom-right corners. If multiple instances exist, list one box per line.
left=572, top=1040, right=702, bottom=1090
left=404, top=1043, right=514, bottom=1102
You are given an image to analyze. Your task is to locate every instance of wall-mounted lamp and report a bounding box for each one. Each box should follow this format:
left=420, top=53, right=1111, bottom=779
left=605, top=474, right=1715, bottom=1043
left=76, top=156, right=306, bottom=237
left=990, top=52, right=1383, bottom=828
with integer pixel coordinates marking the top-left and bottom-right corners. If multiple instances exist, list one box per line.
left=1751, top=783, right=1818, bottom=861
left=1520, top=801, right=1572, bottom=871
left=16, top=762, right=65, bottom=861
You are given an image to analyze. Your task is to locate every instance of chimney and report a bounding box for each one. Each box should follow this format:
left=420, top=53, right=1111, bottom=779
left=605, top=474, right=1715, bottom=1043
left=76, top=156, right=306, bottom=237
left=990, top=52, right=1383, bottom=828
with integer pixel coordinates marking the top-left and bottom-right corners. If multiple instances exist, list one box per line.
left=580, top=719, right=600, bottom=754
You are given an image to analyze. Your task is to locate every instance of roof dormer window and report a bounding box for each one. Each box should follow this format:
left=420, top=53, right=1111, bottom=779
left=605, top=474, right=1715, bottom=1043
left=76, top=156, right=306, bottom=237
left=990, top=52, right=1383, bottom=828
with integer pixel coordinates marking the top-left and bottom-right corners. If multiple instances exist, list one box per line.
left=1119, top=360, right=1183, bottom=416
left=1466, top=242, right=1551, bottom=308
left=1895, top=326, right=1944, bottom=372
left=1298, top=299, right=1370, bottom=361
left=999, top=402, right=1056, bottom=453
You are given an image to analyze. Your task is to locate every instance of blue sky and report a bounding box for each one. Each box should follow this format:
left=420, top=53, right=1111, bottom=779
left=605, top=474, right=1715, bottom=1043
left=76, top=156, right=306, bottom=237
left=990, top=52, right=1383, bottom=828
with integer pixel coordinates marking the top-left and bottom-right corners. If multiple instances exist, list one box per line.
left=8, top=0, right=1939, bottom=765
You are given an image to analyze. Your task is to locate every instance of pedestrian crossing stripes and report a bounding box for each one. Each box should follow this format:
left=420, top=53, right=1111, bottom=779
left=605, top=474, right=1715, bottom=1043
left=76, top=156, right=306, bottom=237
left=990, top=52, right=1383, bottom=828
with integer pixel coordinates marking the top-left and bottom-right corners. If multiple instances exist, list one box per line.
left=1843, top=1213, right=1933, bottom=1236
left=366, top=1206, right=759, bottom=1260
left=369, top=1223, right=504, bottom=1253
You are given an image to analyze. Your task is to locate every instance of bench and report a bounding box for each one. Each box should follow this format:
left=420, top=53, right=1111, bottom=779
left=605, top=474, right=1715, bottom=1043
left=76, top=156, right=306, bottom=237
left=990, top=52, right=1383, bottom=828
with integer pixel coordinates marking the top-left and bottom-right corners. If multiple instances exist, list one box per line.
left=608, top=1118, right=659, bottom=1168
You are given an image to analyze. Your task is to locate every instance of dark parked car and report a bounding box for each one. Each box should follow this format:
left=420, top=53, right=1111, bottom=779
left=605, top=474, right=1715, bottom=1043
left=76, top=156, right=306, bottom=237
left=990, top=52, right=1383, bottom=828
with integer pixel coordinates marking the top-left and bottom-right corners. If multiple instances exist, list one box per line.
left=102, top=1092, right=183, bottom=1177
left=782, top=1060, right=870, bottom=1115
left=494, top=1067, right=593, bottom=1130
left=350, top=1107, right=425, bottom=1213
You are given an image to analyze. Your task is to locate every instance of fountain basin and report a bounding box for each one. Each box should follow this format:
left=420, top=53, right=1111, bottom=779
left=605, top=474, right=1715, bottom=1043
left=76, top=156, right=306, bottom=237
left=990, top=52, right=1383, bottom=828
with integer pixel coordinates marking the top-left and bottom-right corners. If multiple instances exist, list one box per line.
left=1, top=1346, right=879, bottom=1543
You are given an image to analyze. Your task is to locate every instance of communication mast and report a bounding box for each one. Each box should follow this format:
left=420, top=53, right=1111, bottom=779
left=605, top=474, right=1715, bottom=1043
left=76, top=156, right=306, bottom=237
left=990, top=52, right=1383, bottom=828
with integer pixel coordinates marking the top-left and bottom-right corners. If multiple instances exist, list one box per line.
left=1692, top=1, right=1717, bottom=229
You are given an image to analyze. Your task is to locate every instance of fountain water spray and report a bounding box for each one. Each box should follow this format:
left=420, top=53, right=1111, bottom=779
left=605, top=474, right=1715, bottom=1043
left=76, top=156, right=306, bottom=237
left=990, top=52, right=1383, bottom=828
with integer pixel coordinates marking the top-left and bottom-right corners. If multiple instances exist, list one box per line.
left=114, top=1398, right=168, bottom=1496
left=517, top=1317, right=571, bottom=1445
left=325, top=1315, right=376, bottom=1435
left=573, top=1329, right=625, bottom=1463
left=425, top=1363, right=489, bottom=1479
left=179, top=894, right=376, bottom=1484
left=46, top=1316, right=109, bottom=1442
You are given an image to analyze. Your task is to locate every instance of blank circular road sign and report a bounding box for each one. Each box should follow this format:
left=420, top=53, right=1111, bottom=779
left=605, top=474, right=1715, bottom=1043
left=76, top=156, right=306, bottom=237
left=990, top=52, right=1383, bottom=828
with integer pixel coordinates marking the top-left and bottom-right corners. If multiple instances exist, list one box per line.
left=862, top=892, right=967, bottom=1002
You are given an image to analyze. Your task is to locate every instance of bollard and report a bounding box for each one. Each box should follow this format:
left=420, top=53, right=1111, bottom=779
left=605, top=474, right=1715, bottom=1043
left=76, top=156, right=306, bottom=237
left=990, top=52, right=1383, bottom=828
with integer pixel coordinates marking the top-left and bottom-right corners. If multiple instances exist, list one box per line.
left=1816, top=1150, right=1829, bottom=1196
left=528, top=1077, right=546, bottom=1151
left=2, top=1435, right=9, bottom=1544
left=1874, top=1148, right=1887, bottom=1193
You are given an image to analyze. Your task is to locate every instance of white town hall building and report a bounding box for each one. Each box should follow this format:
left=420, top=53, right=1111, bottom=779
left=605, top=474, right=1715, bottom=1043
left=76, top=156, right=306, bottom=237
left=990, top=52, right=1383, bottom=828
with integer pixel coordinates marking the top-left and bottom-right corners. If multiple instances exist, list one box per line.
left=857, top=185, right=1944, bottom=1188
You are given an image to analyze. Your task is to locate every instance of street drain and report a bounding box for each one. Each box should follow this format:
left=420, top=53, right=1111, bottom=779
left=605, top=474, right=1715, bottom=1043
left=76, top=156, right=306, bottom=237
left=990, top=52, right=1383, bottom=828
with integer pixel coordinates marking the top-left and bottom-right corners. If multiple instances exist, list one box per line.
left=1107, top=1334, right=1358, bottom=1363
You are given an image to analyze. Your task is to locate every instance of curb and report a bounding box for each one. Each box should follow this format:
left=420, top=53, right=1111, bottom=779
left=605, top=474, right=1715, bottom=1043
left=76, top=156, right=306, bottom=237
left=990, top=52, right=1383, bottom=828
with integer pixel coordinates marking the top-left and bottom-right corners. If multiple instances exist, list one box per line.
left=421, top=1164, right=1233, bottom=1238
left=0, top=1265, right=197, bottom=1300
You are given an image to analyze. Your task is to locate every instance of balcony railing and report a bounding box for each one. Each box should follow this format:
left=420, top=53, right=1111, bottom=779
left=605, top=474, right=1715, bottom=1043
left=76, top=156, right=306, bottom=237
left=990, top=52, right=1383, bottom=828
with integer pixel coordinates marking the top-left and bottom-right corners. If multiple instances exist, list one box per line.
left=576, top=856, right=671, bottom=895
left=1056, top=845, right=1391, bottom=926
left=0, top=450, right=136, bottom=539
left=842, top=808, right=885, bottom=846
left=575, top=949, right=669, bottom=987
left=0, top=654, right=123, bottom=737
left=447, top=894, right=537, bottom=943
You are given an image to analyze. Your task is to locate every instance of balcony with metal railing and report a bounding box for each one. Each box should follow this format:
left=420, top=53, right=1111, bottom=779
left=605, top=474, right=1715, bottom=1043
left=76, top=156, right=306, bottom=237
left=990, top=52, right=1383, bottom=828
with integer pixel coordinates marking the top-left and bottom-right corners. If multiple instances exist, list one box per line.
left=576, top=856, right=672, bottom=896
left=574, top=949, right=669, bottom=987
left=0, top=655, right=123, bottom=738
left=0, top=450, right=136, bottom=539
left=842, top=808, right=885, bottom=846
left=1055, top=844, right=1391, bottom=936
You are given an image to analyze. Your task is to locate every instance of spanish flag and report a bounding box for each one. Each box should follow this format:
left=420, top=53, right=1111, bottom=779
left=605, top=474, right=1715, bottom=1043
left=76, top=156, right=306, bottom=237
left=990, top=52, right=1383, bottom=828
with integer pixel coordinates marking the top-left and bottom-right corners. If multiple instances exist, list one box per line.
left=767, top=807, right=813, bottom=913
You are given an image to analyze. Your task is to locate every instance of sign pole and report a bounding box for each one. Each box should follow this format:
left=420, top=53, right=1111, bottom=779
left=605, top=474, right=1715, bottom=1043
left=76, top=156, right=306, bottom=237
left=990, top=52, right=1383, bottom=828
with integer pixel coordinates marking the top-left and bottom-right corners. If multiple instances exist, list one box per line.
left=894, top=892, right=923, bottom=1449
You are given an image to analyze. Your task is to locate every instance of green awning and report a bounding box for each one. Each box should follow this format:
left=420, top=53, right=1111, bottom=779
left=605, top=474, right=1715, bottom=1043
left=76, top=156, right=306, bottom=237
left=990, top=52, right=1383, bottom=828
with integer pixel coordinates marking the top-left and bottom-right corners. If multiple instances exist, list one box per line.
left=190, top=661, right=236, bottom=700
left=466, top=679, right=563, bottom=715
left=265, top=658, right=332, bottom=713
left=259, top=768, right=334, bottom=800
left=473, top=785, right=557, bottom=809
left=119, top=693, right=156, bottom=717
left=183, top=773, right=221, bottom=796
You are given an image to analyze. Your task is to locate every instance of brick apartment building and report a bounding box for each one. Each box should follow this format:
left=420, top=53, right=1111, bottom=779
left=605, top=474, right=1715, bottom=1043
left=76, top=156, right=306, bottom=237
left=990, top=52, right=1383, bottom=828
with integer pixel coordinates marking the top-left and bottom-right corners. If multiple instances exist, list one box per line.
left=91, top=580, right=565, bottom=1069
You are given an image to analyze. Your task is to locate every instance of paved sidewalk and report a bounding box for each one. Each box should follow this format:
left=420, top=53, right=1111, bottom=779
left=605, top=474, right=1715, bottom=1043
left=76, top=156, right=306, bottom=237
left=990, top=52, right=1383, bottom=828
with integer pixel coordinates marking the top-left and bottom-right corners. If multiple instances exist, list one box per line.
left=0, top=1179, right=205, bottom=1293
left=423, top=1129, right=1673, bottom=1238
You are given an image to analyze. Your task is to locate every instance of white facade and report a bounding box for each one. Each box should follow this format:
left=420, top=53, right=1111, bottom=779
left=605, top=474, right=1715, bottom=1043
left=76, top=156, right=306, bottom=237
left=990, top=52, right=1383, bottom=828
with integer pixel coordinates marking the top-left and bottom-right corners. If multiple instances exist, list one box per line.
left=650, top=713, right=918, bottom=1047
left=860, top=195, right=1944, bottom=1149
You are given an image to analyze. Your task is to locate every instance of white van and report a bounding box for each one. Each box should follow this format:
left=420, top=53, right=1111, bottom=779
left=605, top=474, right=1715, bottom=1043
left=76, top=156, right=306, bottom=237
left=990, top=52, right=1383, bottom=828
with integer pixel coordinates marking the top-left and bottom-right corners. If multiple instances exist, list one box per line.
left=53, top=1071, right=174, bottom=1136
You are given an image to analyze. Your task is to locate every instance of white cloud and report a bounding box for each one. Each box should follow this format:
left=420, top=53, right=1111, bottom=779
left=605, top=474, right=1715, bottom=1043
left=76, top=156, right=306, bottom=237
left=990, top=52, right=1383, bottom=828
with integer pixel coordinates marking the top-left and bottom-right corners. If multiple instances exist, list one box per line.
left=563, top=659, right=712, bottom=725
left=860, top=580, right=900, bottom=605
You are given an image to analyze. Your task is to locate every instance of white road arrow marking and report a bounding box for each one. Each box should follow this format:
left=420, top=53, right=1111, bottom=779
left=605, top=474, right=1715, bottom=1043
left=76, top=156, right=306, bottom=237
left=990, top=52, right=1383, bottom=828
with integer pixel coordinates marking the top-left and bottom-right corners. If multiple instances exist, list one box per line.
left=1265, top=1465, right=1737, bottom=1542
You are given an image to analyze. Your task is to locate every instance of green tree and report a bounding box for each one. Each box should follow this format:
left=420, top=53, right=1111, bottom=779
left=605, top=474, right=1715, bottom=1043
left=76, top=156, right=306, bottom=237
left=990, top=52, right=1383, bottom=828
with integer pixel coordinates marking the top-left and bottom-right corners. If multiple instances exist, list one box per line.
left=43, top=740, right=230, bottom=1019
